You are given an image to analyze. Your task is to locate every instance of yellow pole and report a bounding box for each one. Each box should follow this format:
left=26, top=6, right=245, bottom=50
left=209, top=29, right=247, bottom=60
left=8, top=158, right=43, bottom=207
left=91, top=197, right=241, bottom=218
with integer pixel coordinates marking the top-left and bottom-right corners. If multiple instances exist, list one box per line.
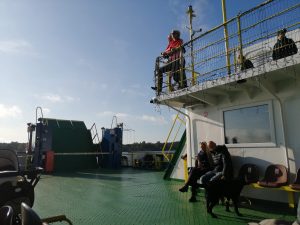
left=183, top=158, right=188, bottom=182
left=167, top=72, right=172, bottom=92
left=162, top=113, right=179, bottom=161
left=186, top=5, right=196, bottom=85
left=221, top=0, right=231, bottom=75
left=237, top=14, right=244, bottom=66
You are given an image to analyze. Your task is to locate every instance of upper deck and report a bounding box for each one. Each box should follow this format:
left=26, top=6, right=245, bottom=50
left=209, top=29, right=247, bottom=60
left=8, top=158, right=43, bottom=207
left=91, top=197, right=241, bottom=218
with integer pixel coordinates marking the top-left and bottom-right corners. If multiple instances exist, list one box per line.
left=153, top=0, right=300, bottom=108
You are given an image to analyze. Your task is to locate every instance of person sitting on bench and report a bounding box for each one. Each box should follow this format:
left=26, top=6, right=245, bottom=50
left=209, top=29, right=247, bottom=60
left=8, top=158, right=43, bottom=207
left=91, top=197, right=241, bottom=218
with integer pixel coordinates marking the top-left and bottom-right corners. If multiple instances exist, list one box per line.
left=179, top=141, right=213, bottom=202
left=200, top=141, right=233, bottom=186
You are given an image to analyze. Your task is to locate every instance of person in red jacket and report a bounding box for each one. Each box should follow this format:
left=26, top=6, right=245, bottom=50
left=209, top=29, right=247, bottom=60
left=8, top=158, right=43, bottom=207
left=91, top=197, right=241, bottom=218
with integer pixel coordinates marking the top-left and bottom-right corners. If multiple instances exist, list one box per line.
left=153, top=30, right=187, bottom=94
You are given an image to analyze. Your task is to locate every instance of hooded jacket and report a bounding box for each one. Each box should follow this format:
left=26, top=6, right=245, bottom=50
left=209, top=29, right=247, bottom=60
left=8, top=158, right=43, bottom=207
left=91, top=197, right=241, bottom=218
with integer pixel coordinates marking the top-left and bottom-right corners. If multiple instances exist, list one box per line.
left=272, top=37, right=298, bottom=60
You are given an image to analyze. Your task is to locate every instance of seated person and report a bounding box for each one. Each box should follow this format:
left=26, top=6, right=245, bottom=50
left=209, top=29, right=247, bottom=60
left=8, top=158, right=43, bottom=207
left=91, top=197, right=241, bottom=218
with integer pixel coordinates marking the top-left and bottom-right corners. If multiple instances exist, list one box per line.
left=179, top=141, right=212, bottom=202
left=272, top=28, right=298, bottom=60
left=200, top=141, right=233, bottom=186
left=153, top=30, right=187, bottom=94
left=238, top=55, right=254, bottom=71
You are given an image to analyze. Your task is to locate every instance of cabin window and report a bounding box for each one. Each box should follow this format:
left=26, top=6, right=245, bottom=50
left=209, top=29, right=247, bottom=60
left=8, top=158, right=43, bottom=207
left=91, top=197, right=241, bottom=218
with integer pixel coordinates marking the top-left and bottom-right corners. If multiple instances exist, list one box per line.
left=223, top=104, right=273, bottom=145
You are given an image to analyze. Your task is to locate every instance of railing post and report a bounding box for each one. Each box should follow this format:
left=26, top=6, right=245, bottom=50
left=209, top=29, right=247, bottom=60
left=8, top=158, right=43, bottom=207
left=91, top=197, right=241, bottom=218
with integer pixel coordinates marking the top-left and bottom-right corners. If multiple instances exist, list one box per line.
left=179, top=48, right=184, bottom=88
left=237, top=13, right=244, bottom=68
left=155, top=57, right=162, bottom=95
left=162, top=113, right=180, bottom=161
left=187, top=5, right=196, bottom=86
left=233, top=47, right=237, bottom=73
left=183, top=158, right=188, bottom=182
left=168, top=72, right=172, bottom=92
left=221, top=0, right=231, bottom=75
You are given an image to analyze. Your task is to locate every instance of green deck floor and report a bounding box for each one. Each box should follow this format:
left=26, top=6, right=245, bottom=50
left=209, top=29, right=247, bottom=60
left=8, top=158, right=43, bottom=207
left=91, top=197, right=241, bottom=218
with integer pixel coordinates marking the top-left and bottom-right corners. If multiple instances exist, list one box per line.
left=34, top=168, right=296, bottom=225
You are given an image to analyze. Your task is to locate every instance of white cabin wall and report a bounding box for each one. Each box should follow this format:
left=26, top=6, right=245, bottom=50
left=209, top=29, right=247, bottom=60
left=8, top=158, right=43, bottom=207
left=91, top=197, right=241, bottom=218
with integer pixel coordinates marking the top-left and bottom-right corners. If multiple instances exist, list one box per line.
left=284, top=92, right=300, bottom=178
left=170, top=142, right=187, bottom=180
left=187, top=81, right=300, bottom=203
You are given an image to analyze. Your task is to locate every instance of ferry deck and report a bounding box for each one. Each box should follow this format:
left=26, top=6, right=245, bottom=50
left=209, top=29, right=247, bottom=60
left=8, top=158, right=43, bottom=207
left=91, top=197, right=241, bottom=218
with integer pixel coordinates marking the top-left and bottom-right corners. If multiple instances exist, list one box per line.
left=33, top=169, right=296, bottom=225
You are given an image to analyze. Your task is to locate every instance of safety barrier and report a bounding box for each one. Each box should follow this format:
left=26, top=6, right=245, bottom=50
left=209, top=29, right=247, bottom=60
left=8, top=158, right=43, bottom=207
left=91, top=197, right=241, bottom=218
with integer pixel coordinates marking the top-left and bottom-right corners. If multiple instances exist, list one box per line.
left=154, top=0, right=300, bottom=95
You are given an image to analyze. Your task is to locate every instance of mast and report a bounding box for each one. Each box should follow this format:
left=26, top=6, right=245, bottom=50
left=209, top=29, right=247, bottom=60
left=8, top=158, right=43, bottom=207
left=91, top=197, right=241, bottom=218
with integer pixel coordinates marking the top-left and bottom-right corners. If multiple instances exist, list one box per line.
left=186, top=5, right=196, bottom=85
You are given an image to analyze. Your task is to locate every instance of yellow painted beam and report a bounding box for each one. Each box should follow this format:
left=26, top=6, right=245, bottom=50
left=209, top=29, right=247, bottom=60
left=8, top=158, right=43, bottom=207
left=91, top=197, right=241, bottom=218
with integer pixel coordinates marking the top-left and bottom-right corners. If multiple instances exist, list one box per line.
left=250, top=183, right=300, bottom=208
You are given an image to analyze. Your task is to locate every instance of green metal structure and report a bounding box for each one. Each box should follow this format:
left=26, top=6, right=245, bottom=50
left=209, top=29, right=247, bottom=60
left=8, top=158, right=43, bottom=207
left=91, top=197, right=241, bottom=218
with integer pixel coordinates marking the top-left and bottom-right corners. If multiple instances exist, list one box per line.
left=40, top=118, right=98, bottom=171
left=163, top=130, right=186, bottom=180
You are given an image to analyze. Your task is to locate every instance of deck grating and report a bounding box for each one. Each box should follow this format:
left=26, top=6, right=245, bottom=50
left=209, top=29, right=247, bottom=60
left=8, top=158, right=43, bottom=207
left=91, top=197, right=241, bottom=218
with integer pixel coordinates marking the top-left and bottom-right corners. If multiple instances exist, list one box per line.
left=34, top=168, right=296, bottom=225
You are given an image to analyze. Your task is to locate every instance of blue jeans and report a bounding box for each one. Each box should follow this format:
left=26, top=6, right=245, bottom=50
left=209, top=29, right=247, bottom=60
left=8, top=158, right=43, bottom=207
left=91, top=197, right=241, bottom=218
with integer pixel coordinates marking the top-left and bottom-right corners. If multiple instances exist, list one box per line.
left=200, top=171, right=223, bottom=185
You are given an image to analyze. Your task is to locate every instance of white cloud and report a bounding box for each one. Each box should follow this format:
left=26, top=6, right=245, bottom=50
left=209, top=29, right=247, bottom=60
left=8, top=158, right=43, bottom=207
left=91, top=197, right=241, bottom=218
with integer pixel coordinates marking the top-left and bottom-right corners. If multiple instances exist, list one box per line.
left=42, top=94, right=63, bottom=103
left=121, top=88, right=144, bottom=96
left=42, top=108, right=51, bottom=116
left=65, top=96, right=80, bottom=102
left=97, top=111, right=115, bottom=117
left=34, top=94, right=79, bottom=103
left=140, top=115, right=168, bottom=124
left=0, top=104, right=22, bottom=118
left=97, top=111, right=129, bottom=118
left=130, top=84, right=141, bottom=89
left=115, top=113, right=129, bottom=118
left=97, top=111, right=167, bottom=125
left=0, top=39, right=36, bottom=56
left=0, top=125, right=27, bottom=143
left=121, top=84, right=146, bottom=97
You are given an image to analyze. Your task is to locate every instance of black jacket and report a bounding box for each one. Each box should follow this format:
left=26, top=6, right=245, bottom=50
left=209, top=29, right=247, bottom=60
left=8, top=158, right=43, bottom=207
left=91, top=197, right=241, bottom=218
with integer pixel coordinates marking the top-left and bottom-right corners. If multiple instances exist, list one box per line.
left=241, top=59, right=254, bottom=71
left=197, top=150, right=211, bottom=170
left=272, top=37, right=298, bottom=60
left=211, top=145, right=233, bottom=180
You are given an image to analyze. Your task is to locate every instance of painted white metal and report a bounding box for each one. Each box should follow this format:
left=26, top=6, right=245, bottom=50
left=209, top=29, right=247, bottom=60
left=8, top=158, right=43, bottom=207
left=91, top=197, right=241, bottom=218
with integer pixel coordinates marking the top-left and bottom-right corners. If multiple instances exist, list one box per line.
left=162, top=29, right=300, bottom=203
left=170, top=142, right=187, bottom=180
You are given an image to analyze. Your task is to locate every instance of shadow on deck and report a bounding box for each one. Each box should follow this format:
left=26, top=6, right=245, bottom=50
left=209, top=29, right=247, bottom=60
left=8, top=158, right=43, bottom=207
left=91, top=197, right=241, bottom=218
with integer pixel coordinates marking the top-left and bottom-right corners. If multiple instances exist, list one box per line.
left=34, top=168, right=296, bottom=225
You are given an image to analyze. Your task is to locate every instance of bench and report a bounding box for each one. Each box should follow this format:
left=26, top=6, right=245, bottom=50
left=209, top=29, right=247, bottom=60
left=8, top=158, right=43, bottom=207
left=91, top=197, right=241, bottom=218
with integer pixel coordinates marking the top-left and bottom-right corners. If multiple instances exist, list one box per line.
left=250, top=183, right=300, bottom=208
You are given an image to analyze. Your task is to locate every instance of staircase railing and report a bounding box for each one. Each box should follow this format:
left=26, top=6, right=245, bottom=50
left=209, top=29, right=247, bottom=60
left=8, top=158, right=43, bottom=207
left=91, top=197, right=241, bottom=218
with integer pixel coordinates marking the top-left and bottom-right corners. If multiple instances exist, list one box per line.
left=153, top=0, right=300, bottom=96
left=162, top=112, right=185, bottom=161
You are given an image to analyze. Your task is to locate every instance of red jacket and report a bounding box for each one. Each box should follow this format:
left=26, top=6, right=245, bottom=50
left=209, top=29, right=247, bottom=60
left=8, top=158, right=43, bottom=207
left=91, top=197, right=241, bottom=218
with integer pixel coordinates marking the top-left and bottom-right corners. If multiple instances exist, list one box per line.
left=164, top=37, right=183, bottom=61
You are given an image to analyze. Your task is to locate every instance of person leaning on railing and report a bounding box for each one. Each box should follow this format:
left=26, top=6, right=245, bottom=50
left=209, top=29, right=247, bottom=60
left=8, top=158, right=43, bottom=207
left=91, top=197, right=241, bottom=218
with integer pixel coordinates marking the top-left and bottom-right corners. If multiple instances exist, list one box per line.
left=153, top=30, right=187, bottom=94
left=272, top=28, right=298, bottom=61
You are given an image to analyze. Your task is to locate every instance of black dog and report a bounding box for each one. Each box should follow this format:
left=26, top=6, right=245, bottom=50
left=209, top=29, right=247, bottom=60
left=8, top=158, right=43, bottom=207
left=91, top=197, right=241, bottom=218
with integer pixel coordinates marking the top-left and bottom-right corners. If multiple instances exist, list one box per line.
left=205, top=178, right=246, bottom=218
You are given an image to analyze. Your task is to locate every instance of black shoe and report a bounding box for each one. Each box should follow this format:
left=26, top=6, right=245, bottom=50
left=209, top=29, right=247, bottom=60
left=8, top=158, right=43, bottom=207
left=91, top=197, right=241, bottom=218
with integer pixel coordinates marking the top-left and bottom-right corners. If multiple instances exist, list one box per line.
left=189, top=196, right=197, bottom=202
left=179, top=186, right=188, bottom=193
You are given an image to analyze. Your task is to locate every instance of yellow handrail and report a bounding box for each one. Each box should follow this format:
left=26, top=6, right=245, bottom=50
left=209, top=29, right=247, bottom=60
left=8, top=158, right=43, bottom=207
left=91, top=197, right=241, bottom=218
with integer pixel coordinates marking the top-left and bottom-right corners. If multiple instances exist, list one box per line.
left=167, top=121, right=183, bottom=160
left=162, top=112, right=185, bottom=161
left=183, top=158, right=188, bottom=182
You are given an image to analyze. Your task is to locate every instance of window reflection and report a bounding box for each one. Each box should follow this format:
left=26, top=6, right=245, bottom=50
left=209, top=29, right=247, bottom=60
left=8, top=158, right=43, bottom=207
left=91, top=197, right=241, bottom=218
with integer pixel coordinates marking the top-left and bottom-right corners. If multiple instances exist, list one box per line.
left=223, top=104, right=271, bottom=144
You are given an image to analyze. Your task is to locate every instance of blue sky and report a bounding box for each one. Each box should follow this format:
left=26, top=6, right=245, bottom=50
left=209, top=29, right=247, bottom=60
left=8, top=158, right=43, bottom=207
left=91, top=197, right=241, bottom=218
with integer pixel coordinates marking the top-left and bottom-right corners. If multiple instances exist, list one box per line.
left=0, top=0, right=263, bottom=143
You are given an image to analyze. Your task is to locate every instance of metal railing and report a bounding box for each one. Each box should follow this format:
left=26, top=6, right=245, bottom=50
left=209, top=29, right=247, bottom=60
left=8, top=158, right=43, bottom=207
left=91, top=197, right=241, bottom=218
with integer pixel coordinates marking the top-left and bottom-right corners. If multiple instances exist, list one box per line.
left=161, top=112, right=185, bottom=161
left=153, top=0, right=300, bottom=96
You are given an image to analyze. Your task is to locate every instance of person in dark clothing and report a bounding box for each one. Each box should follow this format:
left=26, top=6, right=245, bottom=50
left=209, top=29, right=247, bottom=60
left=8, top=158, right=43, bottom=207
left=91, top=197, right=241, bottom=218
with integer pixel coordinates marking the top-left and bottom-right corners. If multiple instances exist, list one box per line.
left=272, top=28, right=298, bottom=60
left=200, top=141, right=233, bottom=186
left=153, top=30, right=187, bottom=94
left=238, top=55, right=254, bottom=71
left=218, top=145, right=233, bottom=180
left=179, top=141, right=212, bottom=202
